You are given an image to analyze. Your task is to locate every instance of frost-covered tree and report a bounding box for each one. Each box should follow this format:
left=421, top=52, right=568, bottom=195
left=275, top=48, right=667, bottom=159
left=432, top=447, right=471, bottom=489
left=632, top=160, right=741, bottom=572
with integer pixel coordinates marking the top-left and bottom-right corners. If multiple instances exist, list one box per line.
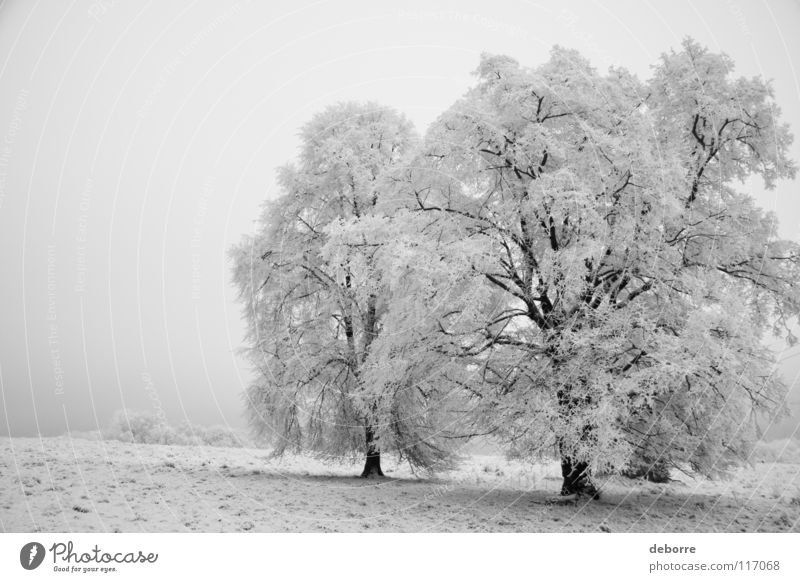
left=387, top=40, right=799, bottom=497
left=231, top=102, right=467, bottom=476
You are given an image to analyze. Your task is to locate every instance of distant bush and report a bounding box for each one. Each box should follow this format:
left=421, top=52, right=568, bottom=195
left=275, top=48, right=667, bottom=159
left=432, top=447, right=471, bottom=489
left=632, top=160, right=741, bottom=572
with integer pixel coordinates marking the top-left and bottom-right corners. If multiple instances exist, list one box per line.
left=752, top=438, right=800, bottom=464
left=103, top=410, right=253, bottom=448
left=621, top=455, right=671, bottom=483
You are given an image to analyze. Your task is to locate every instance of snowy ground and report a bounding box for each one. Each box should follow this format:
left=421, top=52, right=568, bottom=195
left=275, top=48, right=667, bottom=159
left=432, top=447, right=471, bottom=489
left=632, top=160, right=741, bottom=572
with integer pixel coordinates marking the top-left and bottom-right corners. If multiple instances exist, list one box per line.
left=1, top=437, right=799, bottom=532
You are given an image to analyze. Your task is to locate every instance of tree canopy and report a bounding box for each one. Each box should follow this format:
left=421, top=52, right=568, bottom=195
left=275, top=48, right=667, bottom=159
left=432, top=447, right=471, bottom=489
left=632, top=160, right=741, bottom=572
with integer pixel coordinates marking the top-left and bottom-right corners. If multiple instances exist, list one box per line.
left=233, top=40, right=799, bottom=494
left=231, top=102, right=469, bottom=476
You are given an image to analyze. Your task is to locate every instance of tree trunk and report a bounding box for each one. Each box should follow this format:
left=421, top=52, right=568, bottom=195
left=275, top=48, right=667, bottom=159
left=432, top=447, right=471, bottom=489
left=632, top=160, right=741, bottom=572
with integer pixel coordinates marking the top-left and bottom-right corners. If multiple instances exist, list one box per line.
left=360, top=425, right=384, bottom=478
left=560, top=455, right=600, bottom=499
left=555, top=383, right=599, bottom=499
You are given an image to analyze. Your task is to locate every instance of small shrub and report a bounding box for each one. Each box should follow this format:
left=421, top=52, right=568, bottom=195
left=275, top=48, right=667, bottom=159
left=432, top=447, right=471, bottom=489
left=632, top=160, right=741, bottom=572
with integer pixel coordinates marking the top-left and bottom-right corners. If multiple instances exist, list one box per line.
left=103, top=409, right=253, bottom=448
left=103, top=410, right=177, bottom=445
left=621, top=455, right=671, bottom=483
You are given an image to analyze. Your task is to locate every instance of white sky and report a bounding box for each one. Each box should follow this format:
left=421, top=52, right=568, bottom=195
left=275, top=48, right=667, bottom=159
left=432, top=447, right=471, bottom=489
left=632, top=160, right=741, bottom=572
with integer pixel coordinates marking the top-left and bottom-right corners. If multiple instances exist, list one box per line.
left=1, top=0, right=799, bottom=437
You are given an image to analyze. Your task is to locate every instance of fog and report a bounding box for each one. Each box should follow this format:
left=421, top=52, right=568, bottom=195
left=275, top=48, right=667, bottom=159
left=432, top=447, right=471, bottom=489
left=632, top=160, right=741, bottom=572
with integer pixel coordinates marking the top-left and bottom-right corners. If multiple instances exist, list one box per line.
left=1, top=0, right=798, bottom=438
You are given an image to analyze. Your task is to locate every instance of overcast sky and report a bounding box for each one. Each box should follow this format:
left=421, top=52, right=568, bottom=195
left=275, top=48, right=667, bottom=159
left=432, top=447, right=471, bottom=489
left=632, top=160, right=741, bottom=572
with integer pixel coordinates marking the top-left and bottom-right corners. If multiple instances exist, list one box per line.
left=1, top=0, right=799, bottom=438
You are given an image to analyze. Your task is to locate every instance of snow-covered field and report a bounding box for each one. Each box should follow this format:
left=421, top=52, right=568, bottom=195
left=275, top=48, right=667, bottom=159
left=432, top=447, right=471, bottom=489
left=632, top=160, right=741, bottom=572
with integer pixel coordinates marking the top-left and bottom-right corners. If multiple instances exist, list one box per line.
left=1, top=437, right=799, bottom=532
